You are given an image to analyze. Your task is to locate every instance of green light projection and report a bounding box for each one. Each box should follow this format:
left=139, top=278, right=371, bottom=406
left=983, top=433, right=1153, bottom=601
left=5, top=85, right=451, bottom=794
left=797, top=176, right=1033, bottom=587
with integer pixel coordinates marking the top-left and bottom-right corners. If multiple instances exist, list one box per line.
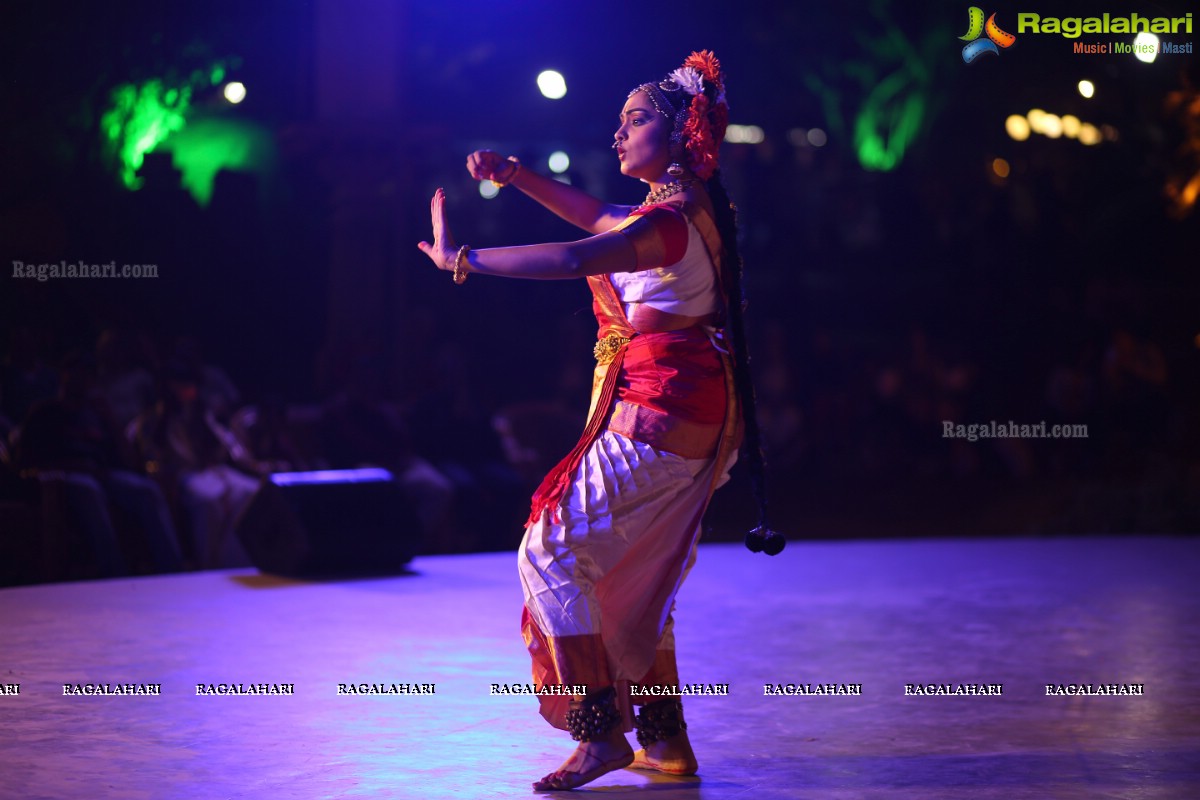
left=804, top=2, right=947, bottom=172
left=99, top=59, right=271, bottom=206
left=852, top=68, right=929, bottom=172
left=101, top=79, right=193, bottom=190
left=158, top=116, right=275, bottom=206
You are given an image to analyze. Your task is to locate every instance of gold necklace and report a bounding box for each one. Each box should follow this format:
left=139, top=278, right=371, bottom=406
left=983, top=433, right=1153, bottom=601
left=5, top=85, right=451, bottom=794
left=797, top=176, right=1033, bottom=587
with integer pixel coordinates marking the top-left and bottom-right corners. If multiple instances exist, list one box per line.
left=641, top=179, right=694, bottom=207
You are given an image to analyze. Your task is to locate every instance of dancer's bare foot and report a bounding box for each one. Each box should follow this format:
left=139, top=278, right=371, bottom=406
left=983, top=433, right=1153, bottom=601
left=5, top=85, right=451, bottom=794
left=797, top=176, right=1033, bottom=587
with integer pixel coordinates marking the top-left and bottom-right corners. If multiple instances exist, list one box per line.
left=631, top=729, right=699, bottom=776
left=532, top=727, right=634, bottom=791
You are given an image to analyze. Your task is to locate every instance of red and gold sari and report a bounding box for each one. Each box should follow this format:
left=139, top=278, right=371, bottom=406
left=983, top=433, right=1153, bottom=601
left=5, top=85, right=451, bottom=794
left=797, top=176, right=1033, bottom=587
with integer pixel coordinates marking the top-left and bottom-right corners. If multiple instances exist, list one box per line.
left=517, top=200, right=741, bottom=729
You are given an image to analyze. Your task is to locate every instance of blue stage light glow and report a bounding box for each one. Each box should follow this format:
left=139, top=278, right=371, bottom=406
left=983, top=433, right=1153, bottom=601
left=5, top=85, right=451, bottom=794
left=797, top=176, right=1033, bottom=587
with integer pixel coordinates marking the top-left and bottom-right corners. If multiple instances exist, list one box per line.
left=270, top=468, right=395, bottom=486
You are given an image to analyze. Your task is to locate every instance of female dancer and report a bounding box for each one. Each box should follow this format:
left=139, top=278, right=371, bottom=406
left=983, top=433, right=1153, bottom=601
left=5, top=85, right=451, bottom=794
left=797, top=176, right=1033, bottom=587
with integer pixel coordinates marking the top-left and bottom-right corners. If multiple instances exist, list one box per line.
left=419, top=51, right=773, bottom=791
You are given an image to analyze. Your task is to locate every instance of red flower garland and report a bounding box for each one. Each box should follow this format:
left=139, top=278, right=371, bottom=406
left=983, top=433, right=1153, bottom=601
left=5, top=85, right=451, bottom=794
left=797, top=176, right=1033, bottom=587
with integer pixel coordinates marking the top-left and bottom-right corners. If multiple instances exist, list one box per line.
left=678, top=50, right=726, bottom=180
left=683, top=50, right=722, bottom=84
left=683, top=95, right=719, bottom=179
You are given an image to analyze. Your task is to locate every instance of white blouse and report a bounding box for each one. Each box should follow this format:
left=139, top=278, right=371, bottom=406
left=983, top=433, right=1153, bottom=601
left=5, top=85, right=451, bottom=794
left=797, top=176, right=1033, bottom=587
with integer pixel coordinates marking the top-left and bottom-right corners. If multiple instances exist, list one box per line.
left=609, top=214, right=719, bottom=319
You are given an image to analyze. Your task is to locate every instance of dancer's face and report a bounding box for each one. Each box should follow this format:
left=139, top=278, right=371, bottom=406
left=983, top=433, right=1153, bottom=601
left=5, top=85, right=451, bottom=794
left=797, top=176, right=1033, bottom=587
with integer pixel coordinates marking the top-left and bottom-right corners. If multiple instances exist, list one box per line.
left=614, top=91, right=672, bottom=184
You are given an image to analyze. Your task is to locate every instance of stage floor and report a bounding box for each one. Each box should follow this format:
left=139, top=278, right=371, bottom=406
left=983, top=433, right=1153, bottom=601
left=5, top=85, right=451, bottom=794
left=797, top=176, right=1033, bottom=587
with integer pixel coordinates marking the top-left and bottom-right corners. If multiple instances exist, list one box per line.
left=1, top=535, right=1197, bottom=799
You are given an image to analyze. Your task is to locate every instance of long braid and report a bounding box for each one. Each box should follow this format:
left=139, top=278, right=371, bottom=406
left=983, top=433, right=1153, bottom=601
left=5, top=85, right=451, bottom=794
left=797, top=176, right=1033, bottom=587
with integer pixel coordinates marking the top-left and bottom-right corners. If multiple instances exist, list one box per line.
left=645, top=49, right=783, bottom=553
left=706, top=171, right=785, bottom=555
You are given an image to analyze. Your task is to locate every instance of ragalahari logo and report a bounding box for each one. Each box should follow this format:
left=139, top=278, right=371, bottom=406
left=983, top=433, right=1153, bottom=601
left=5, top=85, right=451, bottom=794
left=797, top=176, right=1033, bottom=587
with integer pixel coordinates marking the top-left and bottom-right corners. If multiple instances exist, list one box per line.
left=960, top=7, right=1017, bottom=62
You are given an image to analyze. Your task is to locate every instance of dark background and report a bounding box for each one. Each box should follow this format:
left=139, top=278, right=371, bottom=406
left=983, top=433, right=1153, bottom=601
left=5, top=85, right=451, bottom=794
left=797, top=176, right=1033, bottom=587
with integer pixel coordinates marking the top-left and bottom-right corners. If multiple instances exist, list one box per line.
left=2, top=0, right=1197, bottom=553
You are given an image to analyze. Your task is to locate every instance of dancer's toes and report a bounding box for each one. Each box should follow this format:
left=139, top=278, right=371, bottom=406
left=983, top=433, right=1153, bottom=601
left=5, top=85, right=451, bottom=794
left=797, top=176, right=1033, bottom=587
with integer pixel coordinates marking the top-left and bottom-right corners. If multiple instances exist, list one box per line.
left=532, top=742, right=634, bottom=791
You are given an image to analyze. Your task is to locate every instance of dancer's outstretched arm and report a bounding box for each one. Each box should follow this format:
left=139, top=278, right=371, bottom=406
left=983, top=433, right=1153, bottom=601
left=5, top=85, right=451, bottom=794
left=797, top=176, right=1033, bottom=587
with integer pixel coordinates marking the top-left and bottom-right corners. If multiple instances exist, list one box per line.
left=467, top=150, right=633, bottom=235
left=417, top=188, right=641, bottom=280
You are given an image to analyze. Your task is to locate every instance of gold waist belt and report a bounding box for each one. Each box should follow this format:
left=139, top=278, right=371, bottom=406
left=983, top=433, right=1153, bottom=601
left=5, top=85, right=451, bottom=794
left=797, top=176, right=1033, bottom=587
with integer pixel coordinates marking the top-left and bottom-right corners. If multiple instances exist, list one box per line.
left=593, top=333, right=631, bottom=365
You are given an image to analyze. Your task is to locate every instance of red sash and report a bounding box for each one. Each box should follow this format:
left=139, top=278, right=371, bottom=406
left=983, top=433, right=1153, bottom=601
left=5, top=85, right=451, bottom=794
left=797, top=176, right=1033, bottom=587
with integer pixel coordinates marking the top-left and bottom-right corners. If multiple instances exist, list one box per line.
left=527, top=202, right=740, bottom=525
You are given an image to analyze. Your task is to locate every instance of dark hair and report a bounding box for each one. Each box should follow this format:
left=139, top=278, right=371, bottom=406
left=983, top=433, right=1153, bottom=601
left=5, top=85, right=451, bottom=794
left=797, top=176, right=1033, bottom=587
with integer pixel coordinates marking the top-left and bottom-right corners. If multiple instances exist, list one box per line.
left=705, top=171, right=785, bottom=554
left=639, top=57, right=783, bottom=552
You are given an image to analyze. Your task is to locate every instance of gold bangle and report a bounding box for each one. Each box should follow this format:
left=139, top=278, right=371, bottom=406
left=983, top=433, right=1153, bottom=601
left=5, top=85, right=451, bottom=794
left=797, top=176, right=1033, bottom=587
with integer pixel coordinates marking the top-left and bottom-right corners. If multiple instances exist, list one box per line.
left=453, top=244, right=470, bottom=284
left=490, top=157, right=521, bottom=188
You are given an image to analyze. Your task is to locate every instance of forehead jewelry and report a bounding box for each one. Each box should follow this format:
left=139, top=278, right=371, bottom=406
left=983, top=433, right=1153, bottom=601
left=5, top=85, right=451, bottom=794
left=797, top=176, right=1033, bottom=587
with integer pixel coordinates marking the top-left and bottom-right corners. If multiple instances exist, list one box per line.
left=628, top=79, right=690, bottom=154
left=629, top=80, right=679, bottom=119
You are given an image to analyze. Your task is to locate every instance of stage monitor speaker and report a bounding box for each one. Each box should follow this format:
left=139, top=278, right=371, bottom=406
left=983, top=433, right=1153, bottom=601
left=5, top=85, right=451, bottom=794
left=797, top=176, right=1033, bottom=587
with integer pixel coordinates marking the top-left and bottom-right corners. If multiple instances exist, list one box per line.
left=236, top=468, right=420, bottom=577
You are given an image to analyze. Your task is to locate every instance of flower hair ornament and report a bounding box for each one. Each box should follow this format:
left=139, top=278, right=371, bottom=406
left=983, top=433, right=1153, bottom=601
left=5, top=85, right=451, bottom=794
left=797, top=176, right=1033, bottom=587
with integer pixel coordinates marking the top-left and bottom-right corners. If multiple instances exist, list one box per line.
left=629, top=50, right=730, bottom=180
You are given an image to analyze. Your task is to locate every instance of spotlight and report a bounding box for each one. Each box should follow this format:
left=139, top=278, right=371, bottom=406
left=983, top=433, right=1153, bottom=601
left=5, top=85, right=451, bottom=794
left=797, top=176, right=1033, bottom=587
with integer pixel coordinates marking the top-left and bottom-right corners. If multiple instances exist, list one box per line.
left=1078, top=124, right=1102, bottom=146
left=1133, top=33, right=1158, bottom=63
left=1041, top=114, right=1063, bottom=139
left=537, top=70, right=567, bottom=100
left=726, top=124, right=765, bottom=144
left=1078, top=80, right=1095, bottom=98
left=548, top=151, right=570, bottom=173
left=223, top=81, right=246, bottom=104
left=1005, top=115, right=1031, bottom=141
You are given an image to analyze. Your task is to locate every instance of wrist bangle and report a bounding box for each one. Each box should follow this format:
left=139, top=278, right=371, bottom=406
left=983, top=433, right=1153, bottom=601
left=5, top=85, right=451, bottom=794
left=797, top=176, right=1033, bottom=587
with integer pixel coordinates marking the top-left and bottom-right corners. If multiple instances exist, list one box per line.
left=490, top=157, right=521, bottom=188
left=453, top=244, right=471, bottom=284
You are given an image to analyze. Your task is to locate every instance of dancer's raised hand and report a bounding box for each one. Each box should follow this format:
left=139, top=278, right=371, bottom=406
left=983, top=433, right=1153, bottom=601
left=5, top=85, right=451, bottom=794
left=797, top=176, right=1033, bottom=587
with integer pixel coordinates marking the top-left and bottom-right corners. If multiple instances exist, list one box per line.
left=416, top=188, right=457, bottom=273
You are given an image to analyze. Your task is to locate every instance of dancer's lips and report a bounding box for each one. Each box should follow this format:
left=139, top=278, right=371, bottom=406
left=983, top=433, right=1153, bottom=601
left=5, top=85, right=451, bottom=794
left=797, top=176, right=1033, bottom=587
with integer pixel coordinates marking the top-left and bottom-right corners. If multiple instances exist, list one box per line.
left=616, top=147, right=626, bottom=160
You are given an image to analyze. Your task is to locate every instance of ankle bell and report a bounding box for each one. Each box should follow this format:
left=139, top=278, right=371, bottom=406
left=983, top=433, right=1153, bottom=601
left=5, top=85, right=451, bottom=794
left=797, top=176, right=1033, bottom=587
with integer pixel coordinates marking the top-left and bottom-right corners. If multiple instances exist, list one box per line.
left=564, top=687, right=622, bottom=742
left=633, top=698, right=687, bottom=747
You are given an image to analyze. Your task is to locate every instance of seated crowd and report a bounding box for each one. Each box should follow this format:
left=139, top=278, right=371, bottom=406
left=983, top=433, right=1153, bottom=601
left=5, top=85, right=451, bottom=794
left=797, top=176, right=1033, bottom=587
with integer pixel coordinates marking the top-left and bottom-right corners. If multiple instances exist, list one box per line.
left=0, top=329, right=536, bottom=585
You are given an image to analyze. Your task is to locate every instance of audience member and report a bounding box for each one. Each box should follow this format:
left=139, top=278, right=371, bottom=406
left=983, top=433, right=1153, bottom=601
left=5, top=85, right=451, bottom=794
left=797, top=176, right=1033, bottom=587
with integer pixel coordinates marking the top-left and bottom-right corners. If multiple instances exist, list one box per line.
left=173, top=336, right=242, bottom=422
left=129, top=358, right=257, bottom=569
left=1, top=325, right=60, bottom=426
left=95, top=329, right=157, bottom=432
left=13, top=352, right=183, bottom=576
left=316, top=358, right=455, bottom=553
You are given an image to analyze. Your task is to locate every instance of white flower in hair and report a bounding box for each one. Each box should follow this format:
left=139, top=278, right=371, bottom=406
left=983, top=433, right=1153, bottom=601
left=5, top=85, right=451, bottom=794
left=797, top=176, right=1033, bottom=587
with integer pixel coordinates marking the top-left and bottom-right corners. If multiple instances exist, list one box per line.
left=668, top=67, right=704, bottom=96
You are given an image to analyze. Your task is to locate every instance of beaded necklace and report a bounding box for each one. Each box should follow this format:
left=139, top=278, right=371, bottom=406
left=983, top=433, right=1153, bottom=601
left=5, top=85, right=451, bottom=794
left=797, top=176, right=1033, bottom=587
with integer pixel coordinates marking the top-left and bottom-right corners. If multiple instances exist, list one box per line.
left=640, top=179, right=695, bottom=207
